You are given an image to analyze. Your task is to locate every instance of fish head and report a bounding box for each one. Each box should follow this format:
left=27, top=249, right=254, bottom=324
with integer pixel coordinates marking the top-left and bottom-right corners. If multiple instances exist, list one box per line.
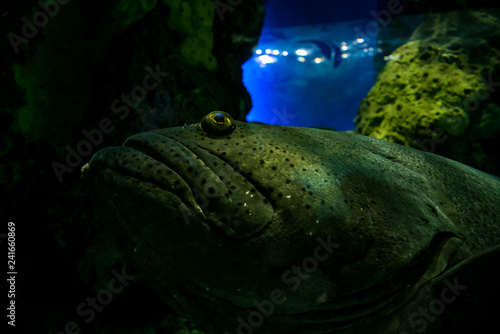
left=84, top=111, right=464, bottom=331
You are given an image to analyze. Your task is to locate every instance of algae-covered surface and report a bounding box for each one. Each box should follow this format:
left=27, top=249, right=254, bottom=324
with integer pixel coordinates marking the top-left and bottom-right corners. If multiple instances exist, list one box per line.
left=355, top=9, right=500, bottom=173
left=356, top=40, right=478, bottom=145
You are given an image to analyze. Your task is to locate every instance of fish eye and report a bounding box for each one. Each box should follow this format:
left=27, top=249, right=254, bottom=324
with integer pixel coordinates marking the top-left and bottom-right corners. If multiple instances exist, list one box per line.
left=200, top=111, right=236, bottom=135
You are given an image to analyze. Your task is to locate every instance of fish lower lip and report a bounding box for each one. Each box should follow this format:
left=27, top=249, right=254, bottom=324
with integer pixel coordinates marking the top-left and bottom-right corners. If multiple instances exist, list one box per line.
left=122, top=133, right=228, bottom=222
left=87, top=146, right=207, bottom=218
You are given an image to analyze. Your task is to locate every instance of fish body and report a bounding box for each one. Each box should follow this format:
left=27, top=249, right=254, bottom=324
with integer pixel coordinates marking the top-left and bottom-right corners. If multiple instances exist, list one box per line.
left=85, top=112, right=500, bottom=333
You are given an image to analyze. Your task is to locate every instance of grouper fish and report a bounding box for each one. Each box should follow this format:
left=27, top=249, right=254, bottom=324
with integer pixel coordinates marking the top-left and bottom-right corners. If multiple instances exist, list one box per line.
left=83, top=111, right=500, bottom=333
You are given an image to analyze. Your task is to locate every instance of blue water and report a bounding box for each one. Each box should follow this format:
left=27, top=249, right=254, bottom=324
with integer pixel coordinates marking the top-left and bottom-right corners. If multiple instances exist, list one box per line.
left=243, top=0, right=381, bottom=131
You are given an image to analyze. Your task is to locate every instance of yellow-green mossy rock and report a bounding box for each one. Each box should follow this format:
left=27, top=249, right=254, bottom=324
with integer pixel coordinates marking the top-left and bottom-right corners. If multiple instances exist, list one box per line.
left=355, top=40, right=480, bottom=146
left=355, top=10, right=500, bottom=172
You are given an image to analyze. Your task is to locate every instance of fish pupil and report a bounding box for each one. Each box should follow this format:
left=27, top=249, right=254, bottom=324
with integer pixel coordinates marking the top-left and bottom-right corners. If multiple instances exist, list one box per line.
left=213, top=113, right=225, bottom=124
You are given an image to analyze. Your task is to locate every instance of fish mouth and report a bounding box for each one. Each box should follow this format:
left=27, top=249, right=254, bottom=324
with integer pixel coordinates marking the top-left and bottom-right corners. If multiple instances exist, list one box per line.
left=277, top=232, right=463, bottom=331
left=86, top=142, right=208, bottom=220
left=86, top=131, right=274, bottom=238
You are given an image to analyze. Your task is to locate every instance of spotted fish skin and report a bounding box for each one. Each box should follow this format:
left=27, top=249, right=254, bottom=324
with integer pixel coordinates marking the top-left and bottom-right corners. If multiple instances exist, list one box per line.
left=86, top=113, right=500, bottom=334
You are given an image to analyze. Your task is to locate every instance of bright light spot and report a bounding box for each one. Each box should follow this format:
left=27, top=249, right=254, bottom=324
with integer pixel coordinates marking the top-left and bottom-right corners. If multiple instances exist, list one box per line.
left=297, top=56, right=306, bottom=62
left=255, top=49, right=262, bottom=55
left=295, top=49, right=309, bottom=56
left=314, top=57, right=324, bottom=63
left=356, top=38, right=365, bottom=43
left=272, top=49, right=280, bottom=55
left=341, top=53, right=350, bottom=59
left=282, top=51, right=288, bottom=56
left=368, top=47, right=374, bottom=52
left=341, top=45, right=349, bottom=51
left=341, top=41, right=347, bottom=46
left=363, top=48, right=368, bottom=52
left=265, top=48, right=272, bottom=54
left=384, top=54, right=400, bottom=61
left=256, top=55, right=277, bottom=64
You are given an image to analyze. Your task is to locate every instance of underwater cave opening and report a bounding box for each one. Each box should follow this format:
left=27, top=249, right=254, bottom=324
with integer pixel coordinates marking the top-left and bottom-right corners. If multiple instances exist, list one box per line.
left=242, top=0, right=418, bottom=131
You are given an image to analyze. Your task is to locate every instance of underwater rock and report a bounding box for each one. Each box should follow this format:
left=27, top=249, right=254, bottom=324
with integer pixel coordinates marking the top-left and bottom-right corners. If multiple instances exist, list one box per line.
left=355, top=9, right=500, bottom=173
left=355, top=39, right=477, bottom=144
left=10, top=0, right=157, bottom=148
left=162, top=0, right=217, bottom=71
